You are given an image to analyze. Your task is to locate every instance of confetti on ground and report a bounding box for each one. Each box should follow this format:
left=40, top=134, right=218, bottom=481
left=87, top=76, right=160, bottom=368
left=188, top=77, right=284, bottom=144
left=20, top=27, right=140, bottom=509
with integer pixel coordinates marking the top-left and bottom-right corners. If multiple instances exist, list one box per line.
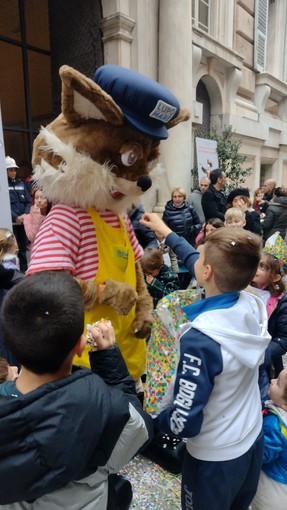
left=120, top=454, right=181, bottom=510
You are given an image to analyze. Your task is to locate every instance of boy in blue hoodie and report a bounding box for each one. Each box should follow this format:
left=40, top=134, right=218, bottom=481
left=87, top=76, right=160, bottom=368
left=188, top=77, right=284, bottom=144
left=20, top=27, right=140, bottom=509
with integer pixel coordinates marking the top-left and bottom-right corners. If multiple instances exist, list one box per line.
left=140, top=215, right=270, bottom=510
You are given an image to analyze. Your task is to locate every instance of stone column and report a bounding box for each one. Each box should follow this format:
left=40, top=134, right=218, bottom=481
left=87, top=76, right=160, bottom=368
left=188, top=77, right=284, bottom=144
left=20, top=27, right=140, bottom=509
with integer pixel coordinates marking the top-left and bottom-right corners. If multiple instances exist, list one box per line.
left=156, top=0, right=192, bottom=209
left=101, top=1, right=135, bottom=66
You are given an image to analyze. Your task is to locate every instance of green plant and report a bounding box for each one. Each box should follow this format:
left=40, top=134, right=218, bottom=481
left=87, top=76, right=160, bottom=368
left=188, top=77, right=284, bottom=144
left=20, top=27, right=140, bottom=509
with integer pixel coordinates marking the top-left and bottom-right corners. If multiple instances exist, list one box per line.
left=192, top=125, right=252, bottom=193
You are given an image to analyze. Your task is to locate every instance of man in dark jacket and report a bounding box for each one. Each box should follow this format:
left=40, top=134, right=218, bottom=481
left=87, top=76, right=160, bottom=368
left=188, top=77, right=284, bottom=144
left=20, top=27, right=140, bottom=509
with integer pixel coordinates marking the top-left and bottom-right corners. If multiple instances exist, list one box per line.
left=6, top=156, right=31, bottom=272
left=0, top=271, right=153, bottom=509
left=262, top=178, right=276, bottom=202
left=201, top=168, right=227, bottom=221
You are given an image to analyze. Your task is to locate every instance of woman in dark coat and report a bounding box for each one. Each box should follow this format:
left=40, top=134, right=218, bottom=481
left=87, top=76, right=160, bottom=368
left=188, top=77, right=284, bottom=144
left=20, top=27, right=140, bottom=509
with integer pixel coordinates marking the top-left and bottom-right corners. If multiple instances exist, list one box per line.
left=261, top=186, right=287, bottom=241
left=162, top=186, right=202, bottom=288
left=162, top=187, right=202, bottom=246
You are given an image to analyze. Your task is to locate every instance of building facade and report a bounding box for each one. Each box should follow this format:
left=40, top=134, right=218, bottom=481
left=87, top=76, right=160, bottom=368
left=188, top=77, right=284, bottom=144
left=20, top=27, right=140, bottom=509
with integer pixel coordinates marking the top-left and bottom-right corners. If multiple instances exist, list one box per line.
left=1, top=0, right=287, bottom=210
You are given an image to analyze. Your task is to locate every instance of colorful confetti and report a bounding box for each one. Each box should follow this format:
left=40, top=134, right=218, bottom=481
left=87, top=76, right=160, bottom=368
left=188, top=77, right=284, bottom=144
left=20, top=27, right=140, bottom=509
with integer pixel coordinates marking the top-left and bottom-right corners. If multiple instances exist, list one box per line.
left=120, top=454, right=181, bottom=509
left=144, top=289, right=202, bottom=414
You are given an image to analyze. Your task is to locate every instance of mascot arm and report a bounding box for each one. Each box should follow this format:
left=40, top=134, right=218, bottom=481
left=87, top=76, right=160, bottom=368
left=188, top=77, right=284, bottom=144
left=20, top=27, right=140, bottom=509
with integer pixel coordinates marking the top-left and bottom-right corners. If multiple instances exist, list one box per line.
left=133, top=262, right=154, bottom=338
left=76, top=278, right=138, bottom=315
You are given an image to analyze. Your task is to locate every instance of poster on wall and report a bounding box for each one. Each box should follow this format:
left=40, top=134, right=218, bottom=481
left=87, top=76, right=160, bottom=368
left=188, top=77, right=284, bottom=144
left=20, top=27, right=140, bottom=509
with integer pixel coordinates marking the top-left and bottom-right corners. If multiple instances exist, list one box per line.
left=195, top=137, right=219, bottom=181
left=0, top=108, right=12, bottom=230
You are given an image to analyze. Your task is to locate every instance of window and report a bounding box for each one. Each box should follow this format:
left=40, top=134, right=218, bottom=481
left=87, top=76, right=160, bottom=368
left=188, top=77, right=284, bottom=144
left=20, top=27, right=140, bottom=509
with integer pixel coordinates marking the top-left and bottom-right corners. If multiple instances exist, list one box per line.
left=192, top=0, right=210, bottom=33
left=254, top=0, right=269, bottom=72
left=0, top=0, right=52, bottom=174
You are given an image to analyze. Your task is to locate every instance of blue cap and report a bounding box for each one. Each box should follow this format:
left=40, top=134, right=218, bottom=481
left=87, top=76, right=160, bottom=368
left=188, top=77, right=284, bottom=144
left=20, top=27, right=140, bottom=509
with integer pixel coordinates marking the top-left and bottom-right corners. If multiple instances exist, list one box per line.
left=93, top=65, right=180, bottom=140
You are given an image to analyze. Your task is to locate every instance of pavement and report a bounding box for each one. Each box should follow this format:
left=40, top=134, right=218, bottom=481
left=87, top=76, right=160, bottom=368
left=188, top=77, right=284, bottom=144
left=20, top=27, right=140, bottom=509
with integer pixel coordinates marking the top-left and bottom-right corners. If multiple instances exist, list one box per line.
left=120, top=454, right=181, bottom=510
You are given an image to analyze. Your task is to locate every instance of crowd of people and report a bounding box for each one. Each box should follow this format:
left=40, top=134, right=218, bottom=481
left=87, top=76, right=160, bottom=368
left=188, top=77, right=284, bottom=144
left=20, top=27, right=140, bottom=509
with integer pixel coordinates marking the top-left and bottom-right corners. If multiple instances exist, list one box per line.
left=1, top=158, right=287, bottom=510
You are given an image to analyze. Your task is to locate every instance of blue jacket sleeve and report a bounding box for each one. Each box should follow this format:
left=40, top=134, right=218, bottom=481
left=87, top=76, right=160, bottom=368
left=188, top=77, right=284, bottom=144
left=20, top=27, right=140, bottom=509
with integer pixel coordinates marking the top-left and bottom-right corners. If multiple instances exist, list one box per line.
left=262, top=413, right=284, bottom=464
left=165, top=232, right=199, bottom=276
left=154, top=329, right=223, bottom=437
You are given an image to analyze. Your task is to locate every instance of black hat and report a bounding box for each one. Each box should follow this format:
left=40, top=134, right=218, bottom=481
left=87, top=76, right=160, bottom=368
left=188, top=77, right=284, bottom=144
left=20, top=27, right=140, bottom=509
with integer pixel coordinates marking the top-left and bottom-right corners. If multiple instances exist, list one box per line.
left=227, top=188, right=250, bottom=204
left=93, top=65, right=180, bottom=140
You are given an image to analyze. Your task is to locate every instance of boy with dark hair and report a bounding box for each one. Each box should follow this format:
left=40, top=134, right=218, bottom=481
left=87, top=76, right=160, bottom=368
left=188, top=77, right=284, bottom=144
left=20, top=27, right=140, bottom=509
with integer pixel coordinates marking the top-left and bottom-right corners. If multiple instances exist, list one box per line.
left=140, top=247, right=180, bottom=307
left=0, top=271, right=153, bottom=509
left=140, top=218, right=271, bottom=510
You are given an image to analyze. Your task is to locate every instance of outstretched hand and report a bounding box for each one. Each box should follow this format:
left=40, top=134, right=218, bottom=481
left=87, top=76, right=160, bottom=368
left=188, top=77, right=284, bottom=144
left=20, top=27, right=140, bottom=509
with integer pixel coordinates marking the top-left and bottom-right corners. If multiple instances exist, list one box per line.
left=140, top=212, right=172, bottom=237
left=87, top=320, right=116, bottom=350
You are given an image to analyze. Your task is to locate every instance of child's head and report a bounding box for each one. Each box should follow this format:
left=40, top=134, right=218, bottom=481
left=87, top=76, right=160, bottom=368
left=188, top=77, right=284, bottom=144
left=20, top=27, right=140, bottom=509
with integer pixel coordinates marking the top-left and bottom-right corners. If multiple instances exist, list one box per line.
left=34, top=189, right=48, bottom=212
left=196, top=218, right=225, bottom=247
left=251, top=252, right=285, bottom=296
left=205, top=218, right=225, bottom=236
left=140, top=248, right=164, bottom=277
left=274, top=186, right=287, bottom=198
left=1, top=271, right=85, bottom=375
left=268, top=368, right=287, bottom=410
left=0, top=229, right=18, bottom=261
left=225, top=207, right=246, bottom=228
left=195, top=228, right=262, bottom=293
left=0, top=357, right=19, bottom=383
left=253, top=187, right=264, bottom=205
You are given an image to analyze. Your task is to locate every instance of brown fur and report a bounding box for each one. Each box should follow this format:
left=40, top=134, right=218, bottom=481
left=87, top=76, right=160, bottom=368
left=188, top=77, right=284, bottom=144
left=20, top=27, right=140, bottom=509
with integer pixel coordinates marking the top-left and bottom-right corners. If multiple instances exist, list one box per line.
left=32, top=65, right=190, bottom=338
left=133, top=262, right=154, bottom=338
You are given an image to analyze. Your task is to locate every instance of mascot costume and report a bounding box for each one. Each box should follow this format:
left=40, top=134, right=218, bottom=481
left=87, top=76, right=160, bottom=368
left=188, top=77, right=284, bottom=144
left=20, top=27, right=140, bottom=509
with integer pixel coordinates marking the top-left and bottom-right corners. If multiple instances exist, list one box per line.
left=27, top=65, right=190, bottom=480
left=28, top=64, right=189, bottom=379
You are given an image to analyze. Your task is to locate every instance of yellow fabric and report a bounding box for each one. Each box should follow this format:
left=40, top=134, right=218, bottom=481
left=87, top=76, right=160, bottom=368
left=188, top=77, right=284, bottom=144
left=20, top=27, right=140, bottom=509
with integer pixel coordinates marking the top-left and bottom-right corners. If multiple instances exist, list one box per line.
left=74, top=209, right=146, bottom=380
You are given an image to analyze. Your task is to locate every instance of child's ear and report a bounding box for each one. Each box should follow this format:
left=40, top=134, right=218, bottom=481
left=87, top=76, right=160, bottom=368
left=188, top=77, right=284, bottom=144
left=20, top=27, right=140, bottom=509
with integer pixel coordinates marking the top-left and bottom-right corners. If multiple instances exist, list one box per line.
left=243, top=220, right=246, bottom=227
left=273, top=274, right=281, bottom=283
left=203, top=264, right=213, bottom=281
left=74, top=334, right=87, bottom=357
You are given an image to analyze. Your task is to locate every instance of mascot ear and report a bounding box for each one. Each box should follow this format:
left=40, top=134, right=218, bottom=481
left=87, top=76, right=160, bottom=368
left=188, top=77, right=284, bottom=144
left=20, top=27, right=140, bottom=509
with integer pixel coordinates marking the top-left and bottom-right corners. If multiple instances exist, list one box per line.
left=166, top=108, right=191, bottom=130
left=59, top=65, right=124, bottom=126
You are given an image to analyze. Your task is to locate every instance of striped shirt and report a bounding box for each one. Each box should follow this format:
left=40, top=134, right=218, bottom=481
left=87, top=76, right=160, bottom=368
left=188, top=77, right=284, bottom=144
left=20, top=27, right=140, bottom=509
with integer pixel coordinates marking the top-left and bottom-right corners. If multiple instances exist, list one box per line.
left=27, top=204, right=143, bottom=280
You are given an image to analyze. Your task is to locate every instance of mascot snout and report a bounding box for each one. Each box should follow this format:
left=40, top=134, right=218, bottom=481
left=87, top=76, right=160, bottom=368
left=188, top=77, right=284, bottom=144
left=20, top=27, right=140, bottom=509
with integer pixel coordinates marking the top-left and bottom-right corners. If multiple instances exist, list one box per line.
left=137, top=175, right=152, bottom=192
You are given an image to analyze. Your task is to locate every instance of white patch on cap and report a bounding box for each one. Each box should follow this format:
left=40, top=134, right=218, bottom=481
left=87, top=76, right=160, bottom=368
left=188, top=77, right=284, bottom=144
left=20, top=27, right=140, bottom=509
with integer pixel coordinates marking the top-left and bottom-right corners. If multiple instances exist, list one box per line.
left=149, top=100, right=177, bottom=124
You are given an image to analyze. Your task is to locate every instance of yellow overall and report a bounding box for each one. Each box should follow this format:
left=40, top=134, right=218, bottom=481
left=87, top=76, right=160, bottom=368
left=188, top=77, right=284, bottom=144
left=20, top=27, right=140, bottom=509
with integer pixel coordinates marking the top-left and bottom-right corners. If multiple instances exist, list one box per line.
left=74, top=209, right=146, bottom=381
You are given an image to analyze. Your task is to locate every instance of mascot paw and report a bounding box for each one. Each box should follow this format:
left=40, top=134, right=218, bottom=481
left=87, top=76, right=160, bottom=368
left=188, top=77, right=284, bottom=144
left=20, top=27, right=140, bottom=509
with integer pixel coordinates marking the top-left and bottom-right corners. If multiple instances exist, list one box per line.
left=100, top=279, right=138, bottom=315
left=134, top=318, right=153, bottom=339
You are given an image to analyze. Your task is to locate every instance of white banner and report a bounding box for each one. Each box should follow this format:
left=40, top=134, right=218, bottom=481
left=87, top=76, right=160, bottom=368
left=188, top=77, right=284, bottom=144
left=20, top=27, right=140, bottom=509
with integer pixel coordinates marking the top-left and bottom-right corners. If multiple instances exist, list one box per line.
left=195, top=137, right=219, bottom=181
left=0, top=107, right=12, bottom=230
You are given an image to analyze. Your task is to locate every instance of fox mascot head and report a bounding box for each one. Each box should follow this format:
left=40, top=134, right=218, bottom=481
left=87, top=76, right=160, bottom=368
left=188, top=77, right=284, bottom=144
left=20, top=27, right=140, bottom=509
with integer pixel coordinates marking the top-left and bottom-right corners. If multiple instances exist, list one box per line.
left=32, top=64, right=190, bottom=212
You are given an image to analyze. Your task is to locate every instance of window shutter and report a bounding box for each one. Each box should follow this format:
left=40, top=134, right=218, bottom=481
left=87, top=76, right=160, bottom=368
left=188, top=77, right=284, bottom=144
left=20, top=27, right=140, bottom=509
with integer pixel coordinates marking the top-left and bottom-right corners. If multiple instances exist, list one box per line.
left=254, top=0, right=269, bottom=72
left=284, top=16, right=287, bottom=82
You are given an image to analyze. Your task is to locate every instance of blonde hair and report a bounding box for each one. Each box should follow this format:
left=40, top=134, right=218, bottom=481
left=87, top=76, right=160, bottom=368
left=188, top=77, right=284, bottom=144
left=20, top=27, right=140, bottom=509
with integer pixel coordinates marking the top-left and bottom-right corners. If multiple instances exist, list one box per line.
left=171, top=187, right=186, bottom=200
left=0, top=229, right=17, bottom=262
left=225, top=207, right=245, bottom=222
left=204, top=228, right=262, bottom=292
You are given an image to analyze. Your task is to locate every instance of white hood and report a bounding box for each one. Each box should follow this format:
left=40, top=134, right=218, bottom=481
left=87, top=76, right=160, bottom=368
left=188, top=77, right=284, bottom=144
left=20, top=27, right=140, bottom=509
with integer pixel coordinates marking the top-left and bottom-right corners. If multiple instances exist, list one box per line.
left=190, top=291, right=271, bottom=368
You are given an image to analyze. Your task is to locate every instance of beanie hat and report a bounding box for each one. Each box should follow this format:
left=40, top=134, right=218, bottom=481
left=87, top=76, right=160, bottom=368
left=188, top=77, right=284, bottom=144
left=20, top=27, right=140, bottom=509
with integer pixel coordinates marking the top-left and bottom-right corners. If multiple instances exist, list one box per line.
left=93, top=65, right=180, bottom=140
left=227, top=188, right=250, bottom=205
left=5, top=156, right=19, bottom=169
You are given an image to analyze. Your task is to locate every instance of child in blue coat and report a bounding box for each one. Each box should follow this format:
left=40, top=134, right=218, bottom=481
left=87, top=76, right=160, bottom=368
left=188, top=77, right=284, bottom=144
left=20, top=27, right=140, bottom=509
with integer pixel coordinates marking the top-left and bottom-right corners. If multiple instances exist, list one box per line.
left=252, top=368, right=287, bottom=510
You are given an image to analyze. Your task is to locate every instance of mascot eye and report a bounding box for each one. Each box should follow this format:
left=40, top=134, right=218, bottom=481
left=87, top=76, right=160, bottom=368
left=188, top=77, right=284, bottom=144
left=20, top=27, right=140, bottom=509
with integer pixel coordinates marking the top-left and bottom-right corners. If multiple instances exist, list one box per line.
left=121, top=150, right=138, bottom=167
